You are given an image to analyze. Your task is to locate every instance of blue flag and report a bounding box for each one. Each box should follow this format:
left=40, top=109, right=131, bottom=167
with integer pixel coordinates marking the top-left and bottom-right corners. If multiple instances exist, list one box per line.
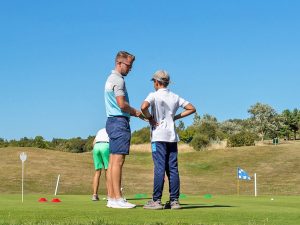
left=237, top=167, right=251, bottom=180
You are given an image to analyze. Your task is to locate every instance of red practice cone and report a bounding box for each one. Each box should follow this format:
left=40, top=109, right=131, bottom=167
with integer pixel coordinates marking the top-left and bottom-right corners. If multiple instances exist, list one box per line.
left=51, top=198, right=61, bottom=203
left=38, top=198, right=47, bottom=202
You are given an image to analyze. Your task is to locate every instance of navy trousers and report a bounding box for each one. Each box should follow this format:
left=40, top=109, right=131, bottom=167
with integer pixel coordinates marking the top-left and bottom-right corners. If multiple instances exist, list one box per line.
left=151, top=142, right=180, bottom=201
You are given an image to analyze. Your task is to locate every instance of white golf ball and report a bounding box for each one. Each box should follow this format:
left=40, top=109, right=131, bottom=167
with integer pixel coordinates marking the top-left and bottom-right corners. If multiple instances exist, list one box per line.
left=270, top=198, right=274, bottom=201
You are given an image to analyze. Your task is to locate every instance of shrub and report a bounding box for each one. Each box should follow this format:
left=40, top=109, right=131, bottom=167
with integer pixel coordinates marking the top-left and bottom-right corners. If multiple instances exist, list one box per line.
left=131, top=127, right=150, bottom=144
left=178, top=129, right=194, bottom=143
left=190, top=133, right=210, bottom=151
left=0, top=138, right=8, bottom=148
left=66, top=137, right=86, bottom=153
left=227, top=131, right=257, bottom=147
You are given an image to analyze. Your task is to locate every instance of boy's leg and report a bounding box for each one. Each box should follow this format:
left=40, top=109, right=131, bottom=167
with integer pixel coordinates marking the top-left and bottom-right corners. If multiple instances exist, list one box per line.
left=167, top=142, right=180, bottom=201
left=152, top=142, right=167, bottom=201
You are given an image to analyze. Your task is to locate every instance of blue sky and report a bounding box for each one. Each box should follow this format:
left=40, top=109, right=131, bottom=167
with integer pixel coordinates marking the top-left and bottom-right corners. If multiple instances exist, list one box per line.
left=1, top=1, right=299, bottom=140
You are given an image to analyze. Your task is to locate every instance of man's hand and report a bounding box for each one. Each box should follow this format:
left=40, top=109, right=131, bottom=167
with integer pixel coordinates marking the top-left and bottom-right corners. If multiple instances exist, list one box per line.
left=135, top=110, right=148, bottom=121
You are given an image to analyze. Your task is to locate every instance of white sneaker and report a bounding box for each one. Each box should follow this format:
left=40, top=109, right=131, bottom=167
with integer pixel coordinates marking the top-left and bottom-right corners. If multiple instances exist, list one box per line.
left=111, top=198, right=136, bottom=209
left=106, top=198, right=116, bottom=208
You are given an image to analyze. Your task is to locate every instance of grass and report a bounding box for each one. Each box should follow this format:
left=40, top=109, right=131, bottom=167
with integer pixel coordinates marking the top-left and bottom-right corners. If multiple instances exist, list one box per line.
left=1, top=142, right=300, bottom=224
left=0, top=141, right=300, bottom=196
left=0, top=194, right=299, bottom=225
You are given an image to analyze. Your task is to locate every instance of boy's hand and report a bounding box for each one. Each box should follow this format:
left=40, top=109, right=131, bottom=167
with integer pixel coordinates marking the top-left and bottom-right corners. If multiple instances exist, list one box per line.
left=148, top=116, right=158, bottom=127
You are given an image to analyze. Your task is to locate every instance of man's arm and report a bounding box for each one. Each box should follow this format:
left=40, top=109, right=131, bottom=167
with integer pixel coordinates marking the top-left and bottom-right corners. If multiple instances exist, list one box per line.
left=174, top=103, right=196, bottom=121
left=116, top=96, right=145, bottom=119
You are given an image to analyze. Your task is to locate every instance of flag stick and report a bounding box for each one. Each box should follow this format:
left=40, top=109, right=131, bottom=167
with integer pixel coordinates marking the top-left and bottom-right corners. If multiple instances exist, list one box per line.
left=237, top=178, right=240, bottom=196
left=54, top=174, right=60, bottom=196
left=20, top=152, right=27, bottom=203
left=22, top=161, right=24, bottom=203
left=254, top=173, right=257, bottom=197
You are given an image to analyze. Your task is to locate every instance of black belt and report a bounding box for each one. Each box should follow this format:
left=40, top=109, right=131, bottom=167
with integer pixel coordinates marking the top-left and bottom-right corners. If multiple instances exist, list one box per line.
left=96, top=141, right=109, bottom=143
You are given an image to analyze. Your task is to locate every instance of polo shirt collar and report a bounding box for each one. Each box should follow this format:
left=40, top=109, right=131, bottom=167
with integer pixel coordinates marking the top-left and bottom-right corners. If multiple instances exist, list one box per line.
left=157, top=88, right=169, bottom=92
left=111, top=70, right=124, bottom=78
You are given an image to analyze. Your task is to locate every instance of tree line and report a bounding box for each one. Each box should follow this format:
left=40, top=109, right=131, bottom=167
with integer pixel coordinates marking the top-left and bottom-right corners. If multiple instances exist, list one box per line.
left=131, top=102, right=300, bottom=150
left=0, top=135, right=94, bottom=153
left=1, top=102, right=299, bottom=152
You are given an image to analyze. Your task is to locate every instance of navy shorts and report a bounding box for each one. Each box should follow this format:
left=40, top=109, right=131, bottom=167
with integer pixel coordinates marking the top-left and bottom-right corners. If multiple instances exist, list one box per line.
left=106, top=116, right=131, bottom=155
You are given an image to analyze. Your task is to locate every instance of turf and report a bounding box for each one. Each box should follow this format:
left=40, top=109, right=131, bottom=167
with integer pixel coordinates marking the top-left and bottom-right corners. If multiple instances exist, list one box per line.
left=0, top=194, right=299, bottom=225
left=1, top=141, right=299, bottom=196
left=1, top=141, right=300, bottom=224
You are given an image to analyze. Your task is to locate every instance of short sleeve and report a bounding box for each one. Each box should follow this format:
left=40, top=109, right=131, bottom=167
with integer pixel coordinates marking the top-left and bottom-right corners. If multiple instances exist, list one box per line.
left=178, top=96, right=189, bottom=108
left=113, top=77, right=126, bottom=97
left=144, top=92, right=155, bottom=104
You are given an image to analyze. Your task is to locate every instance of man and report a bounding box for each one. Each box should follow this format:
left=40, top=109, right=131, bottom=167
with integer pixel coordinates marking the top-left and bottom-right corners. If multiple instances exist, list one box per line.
left=91, top=128, right=110, bottom=201
left=104, top=51, right=144, bottom=209
left=141, top=70, right=196, bottom=210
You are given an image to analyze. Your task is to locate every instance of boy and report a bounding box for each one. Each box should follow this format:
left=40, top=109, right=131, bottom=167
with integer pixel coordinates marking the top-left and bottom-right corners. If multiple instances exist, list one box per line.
left=141, top=70, right=196, bottom=210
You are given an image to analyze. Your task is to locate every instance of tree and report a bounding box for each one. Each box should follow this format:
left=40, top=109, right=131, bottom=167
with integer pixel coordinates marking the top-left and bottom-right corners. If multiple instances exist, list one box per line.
left=18, top=137, right=32, bottom=147
left=176, top=120, right=185, bottom=133
left=281, top=109, right=300, bottom=140
left=248, top=103, right=278, bottom=141
left=66, top=137, right=86, bottom=153
left=192, top=112, right=201, bottom=128
left=33, top=136, right=48, bottom=149
left=220, top=120, right=243, bottom=137
left=84, top=135, right=95, bottom=152
left=0, top=138, right=8, bottom=148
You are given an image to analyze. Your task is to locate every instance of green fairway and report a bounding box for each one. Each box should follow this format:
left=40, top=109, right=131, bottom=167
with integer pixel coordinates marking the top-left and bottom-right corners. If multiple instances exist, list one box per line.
left=0, top=194, right=299, bottom=225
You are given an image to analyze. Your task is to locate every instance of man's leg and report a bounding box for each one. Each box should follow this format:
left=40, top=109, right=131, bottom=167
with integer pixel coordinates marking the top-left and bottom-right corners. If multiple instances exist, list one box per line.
left=110, top=154, right=125, bottom=199
left=106, top=154, right=114, bottom=199
left=106, top=117, right=135, bottom=208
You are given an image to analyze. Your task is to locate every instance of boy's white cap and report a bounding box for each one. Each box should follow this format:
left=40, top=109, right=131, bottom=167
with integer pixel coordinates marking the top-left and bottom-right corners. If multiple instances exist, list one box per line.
left=151, top=70, right=170, bottom=84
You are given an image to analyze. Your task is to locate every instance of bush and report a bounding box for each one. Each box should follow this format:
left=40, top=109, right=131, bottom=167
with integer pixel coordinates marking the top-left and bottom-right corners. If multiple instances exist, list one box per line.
left=227, top=131, right=257, bottom=147
left=178, top=129, right=194, bottom=143
left=66, top=137, right=86, bottom=153
left=84, top=135, right=95, bottom=152
left=198, top=121, right=218, bottom=140
left=0, top=138, right=8, bottom=148
left=190, top=133, right=210, bottom=151
left=131, top=127, right=150, bottom=144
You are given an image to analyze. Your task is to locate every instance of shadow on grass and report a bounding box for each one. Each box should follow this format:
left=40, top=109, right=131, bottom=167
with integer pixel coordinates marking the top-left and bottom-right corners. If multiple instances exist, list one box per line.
left=181, top=204, right=234, bottom=209
left=134, top=203, right=233, bottom=209
left=127, top=197, right=152, bottom=201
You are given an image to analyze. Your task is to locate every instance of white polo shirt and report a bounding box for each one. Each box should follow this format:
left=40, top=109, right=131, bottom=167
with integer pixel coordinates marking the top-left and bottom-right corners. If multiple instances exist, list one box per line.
left=144, top=88, right=189, bottom=142
left=95, top=128, right=109, bottom=143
